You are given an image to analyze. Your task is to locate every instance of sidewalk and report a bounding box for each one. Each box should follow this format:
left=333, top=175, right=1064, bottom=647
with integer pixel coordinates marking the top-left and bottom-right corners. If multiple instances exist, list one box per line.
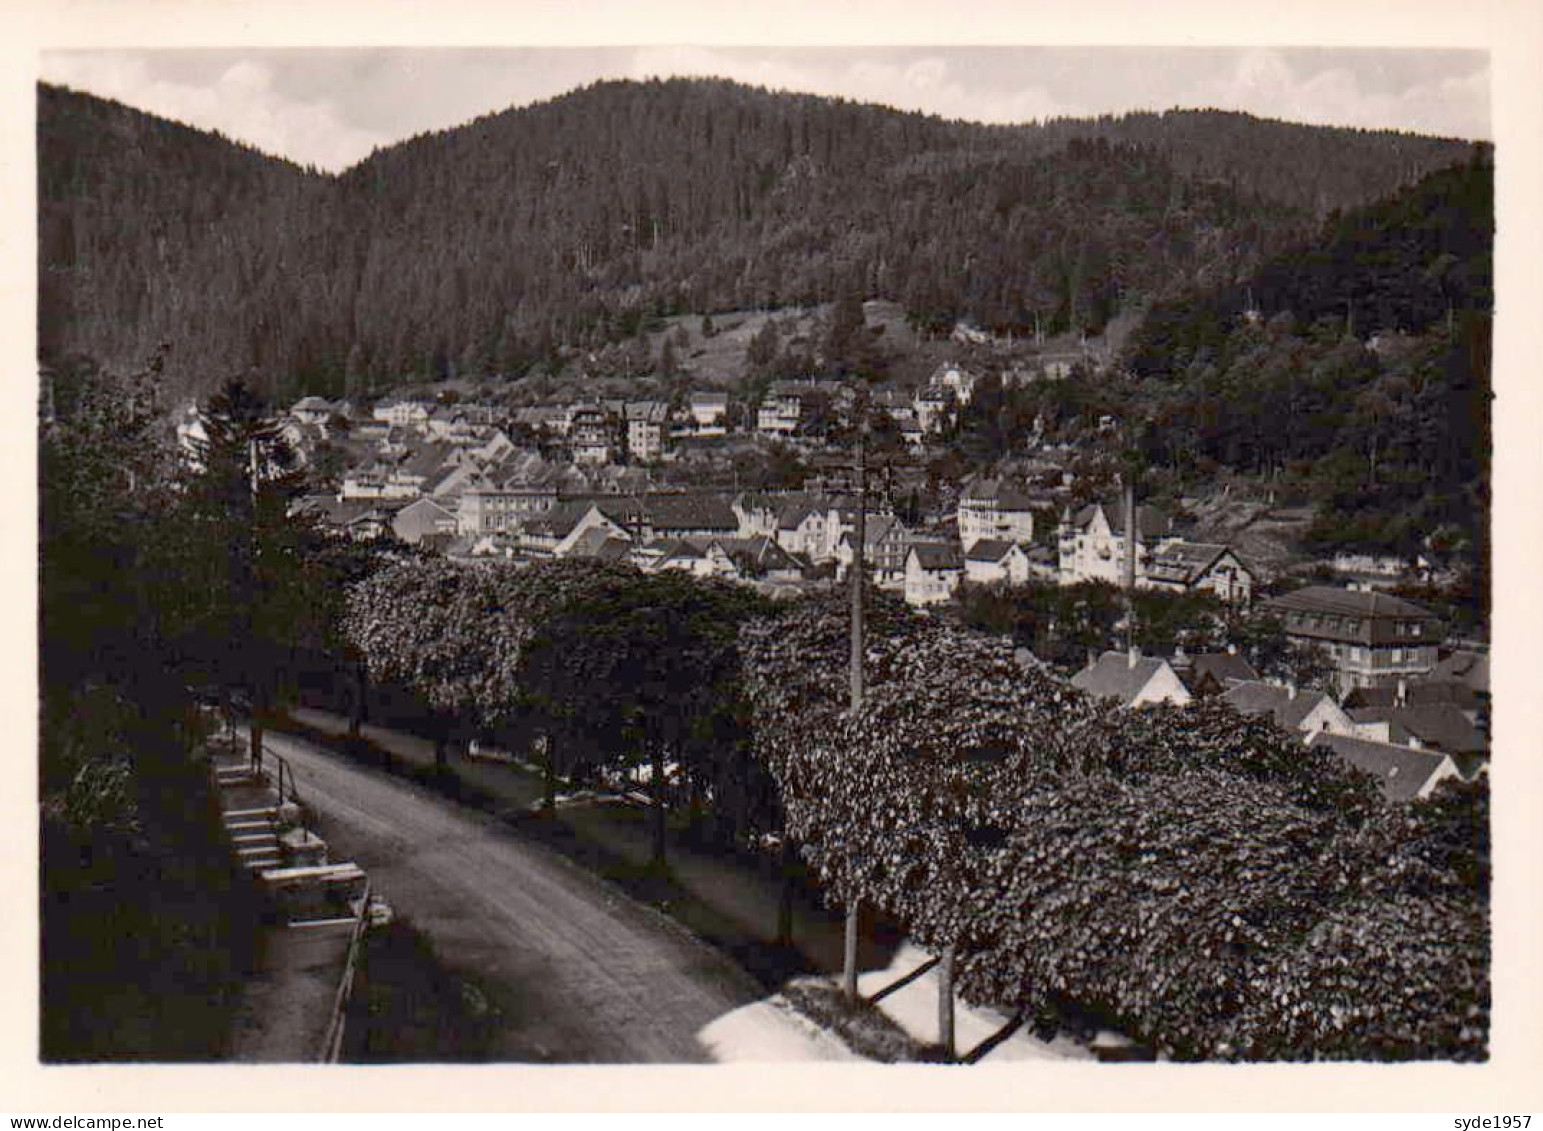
left=282, top=706, right=1086, bottom=1062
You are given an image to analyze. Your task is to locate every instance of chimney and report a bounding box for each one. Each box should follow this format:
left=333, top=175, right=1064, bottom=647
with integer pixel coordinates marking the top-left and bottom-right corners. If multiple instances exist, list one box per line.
left=1396, top=678, right=1408, bottom=707
left=1286, top=680, right=1297, bottom=701
left=1128, top=646, right=1140, bottom=670
left=1087, top=647, right=1098, bottom=670
left=1227, top=642, right=1238, bottom=656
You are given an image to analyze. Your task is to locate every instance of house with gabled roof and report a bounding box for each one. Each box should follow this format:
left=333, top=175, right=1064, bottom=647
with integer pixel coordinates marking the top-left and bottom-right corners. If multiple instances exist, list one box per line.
left=957, top=478, right=1036, bottom=549
left=1071, top=649, right=1192, bottom=709
left=1307, top=732, right=1463, bottom=803
left=1172, top=648, right=1260, bottom=697
left=1264, top=586, right=1443, bottom=696
left=1346, top=701, right=1487, bottom=758
left=711, top=536, right=803, bottom=582
left=1428, top=650, right=1489, bottom=697
left=1143, top=541, right=1254, bottom=604
left=392, top=497, right=459, bottom=546
left=631, top=493, right=740, bottom=542
left=1343, top=678, right=1482, bottom=721
left=963, top=539, right=1033, bottom=586
left=834, top=514, right=912, bottom=585
left=903, top=542, right=964, bottom=607
left=1220, top=680, right=1356, bottom=742
left=732, top=492, right=785, bottom=539
left=563, top=525, right=634, bottom=563
left=776, top=497, right=831, bottom=558
left=552, top=503, right=631, bottom=559
left=1058, top=500, right=1176, bottom=587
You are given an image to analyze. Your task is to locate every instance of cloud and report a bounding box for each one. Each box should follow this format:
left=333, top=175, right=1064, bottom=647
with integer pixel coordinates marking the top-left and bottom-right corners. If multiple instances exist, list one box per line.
left=627, top=46, right=1074, bottom=124
left=41, top=52, right=393, bottom=170
left=1172, top=48, right=1489, bottom=139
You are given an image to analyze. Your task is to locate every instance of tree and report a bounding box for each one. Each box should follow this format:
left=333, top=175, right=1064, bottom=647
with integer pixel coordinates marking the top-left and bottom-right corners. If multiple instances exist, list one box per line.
left=166, top=377, right=315, bottom=766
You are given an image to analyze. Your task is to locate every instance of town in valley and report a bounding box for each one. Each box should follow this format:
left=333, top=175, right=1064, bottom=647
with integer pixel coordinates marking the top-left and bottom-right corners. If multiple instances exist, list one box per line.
left=37, top=59, right=1494, bottom=1073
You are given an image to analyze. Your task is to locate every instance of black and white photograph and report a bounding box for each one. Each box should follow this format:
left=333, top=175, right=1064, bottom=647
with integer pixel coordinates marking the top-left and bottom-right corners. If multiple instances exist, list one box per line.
left=15, top=0, right=1543, bottom=1115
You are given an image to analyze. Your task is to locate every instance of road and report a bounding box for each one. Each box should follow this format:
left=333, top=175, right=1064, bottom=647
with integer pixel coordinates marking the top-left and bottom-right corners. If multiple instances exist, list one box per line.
left=264, top=729, right=852, bottom=1063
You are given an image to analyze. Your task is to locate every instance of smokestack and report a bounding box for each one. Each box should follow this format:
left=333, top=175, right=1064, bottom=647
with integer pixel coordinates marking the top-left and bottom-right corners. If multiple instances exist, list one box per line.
left=1123, top=481, right=1137, bottom=594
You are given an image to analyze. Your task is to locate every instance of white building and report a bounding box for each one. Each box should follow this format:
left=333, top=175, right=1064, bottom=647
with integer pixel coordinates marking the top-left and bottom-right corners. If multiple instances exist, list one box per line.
left=957, top=479, right=1036, bottom=550
left=1058, top=500, right=1176, bottom=587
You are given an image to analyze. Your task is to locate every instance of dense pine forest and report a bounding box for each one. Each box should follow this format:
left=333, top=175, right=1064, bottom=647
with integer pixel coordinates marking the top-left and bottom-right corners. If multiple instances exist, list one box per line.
left=38, top=77, right=1479, bottom=404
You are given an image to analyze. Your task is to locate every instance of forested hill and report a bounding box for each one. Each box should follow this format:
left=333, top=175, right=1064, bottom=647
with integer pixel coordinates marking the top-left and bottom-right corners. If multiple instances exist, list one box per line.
left=38, top=77, right=1480, bottom=403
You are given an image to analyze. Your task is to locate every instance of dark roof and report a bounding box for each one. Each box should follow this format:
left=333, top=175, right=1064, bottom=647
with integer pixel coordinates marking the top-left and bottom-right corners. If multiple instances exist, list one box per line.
left=651, top=538, right=706, bottom=561
left=296, top=495, right=406, bottom=527
left=711, top=535, right=799, bottom=575
left=1308, top=733, right=1455, bottom=803
left=642, top=493, right=738, bottom=533
left=1347, top=703, right=1487, bottom=755
left=1428, top=650, right=1490, bottom=694
left=625, top=401, right=669, bottom=423
left=908, top=542, right=963, bottom=571
left=1221, top=681, right=1337, bottom=732
left=1342, top=680, right=1479, bottom=712
left=1264, top=586, right=1441, bottom=646
left=1071, top=651, right=1176, bottom=706
left=1266, top=586, right=1437, bottom=619
left=961, top=478, right=1035, bottom=510
left=566, top=526, right=633, bottom=560
left=1145, top=541, right=1239, bottom=585
left=1187, top=652, right=1260, bottom=687
left=964, top=538, right=1023, bottom=563
left=1073, top=501, right=1171, bottom=540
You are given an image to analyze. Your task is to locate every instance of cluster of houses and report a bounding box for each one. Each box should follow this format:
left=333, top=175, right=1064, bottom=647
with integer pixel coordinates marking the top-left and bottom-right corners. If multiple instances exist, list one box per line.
left=275, top=390, right=1271, bottom=611
left=1069, top=586, right=1489, bottom=803
left=273, top=389, right=1489, bottom=803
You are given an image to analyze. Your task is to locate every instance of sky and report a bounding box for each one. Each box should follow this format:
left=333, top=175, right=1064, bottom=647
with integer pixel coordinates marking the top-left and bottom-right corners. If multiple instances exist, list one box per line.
left=38, top=46, right=1491, bottom=174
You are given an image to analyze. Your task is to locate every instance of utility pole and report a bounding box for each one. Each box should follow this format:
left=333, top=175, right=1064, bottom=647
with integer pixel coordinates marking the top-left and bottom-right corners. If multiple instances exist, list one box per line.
left=1123, top=475, right=1137, bottom=655
left=843, top=406, right=868, bottom=1003
left=247, top=435, right=264, bottom=774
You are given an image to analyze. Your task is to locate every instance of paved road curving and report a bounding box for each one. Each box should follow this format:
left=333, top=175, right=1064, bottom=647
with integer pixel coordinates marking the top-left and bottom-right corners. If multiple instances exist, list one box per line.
left=265, top=730, right=850, bottom=1063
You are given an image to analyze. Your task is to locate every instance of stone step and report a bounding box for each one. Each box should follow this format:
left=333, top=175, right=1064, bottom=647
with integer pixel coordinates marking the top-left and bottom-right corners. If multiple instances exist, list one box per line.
left=231, top=831, right=279, bottom=845
left=242, top=852, right=283, bottom=871
left=224, top=818, right=273, bottom=833
left=225, top=806, right=279, bottom=820
left=259, top=862, right=369, bottom=923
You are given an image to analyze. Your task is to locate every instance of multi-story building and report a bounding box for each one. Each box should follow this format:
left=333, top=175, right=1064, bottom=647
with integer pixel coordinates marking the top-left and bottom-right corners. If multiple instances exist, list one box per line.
left=757, top=383, right=805, bottom=435
left=957, top=479, right=1036, bottom=550
left=456, top=482, right=560, bottom=536
left=569, top=403, right=613, bottom=465
left=1264, top=586, right=1443, bottom=695
left=625, top=401, right=669, bottom=462
left=1057, top=500, right=1175, bottom=587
